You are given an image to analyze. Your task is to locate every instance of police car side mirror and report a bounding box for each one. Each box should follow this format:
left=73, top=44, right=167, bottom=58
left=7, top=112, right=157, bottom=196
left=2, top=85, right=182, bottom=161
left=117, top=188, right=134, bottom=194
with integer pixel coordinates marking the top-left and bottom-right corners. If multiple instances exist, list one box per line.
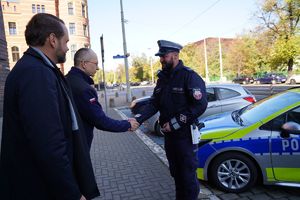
left=281, top=121, right=300, bottom=138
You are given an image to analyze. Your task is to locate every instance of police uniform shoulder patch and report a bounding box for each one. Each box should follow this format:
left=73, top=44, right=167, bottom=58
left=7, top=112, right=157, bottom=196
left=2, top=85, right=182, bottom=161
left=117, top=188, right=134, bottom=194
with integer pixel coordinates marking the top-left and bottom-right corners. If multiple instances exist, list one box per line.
left=193, top=89, right=202, bottom=100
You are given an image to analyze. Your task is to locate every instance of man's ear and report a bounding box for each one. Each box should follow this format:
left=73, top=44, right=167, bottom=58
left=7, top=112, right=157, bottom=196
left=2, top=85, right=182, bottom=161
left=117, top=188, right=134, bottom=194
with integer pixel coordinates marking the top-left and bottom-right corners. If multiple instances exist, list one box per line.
left=48, top=33, right=56, bottom=48
left=81, top=61, right=86, bottom=69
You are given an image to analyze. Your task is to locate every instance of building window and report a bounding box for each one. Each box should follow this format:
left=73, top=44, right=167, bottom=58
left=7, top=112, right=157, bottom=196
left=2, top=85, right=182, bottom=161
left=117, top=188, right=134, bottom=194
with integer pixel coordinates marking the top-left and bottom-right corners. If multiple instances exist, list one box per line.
left=37, top=4, right=40, bottom=13
left=2, top=5, right=5, bottom=10
left=68, top=2, right=74, bottom=15
left=70, top=44, right=77, bottom=59
left=69, top=23, right=76, bottom=35
left=41, top=5, right=45, bottom=13
left=83, top=24, right=88, bottom=37
left=13, top=5, right=16, bottom=11
left=8, top=22, right=17, bottom=35
left=11, top=46, right=20, bottom=62
left=32, top=4, right=36, bottom=13
left=81, top=3, right=86, bottom=17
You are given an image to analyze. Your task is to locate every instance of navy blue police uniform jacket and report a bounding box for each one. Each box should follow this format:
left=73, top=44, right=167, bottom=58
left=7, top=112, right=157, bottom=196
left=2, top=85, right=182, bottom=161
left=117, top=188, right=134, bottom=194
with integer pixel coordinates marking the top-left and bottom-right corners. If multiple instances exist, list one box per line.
left=0, top=47, right=100, bottom=200
left=66, top=67, right=131, bottom=148
left=136, top=60, right=208, bottom=138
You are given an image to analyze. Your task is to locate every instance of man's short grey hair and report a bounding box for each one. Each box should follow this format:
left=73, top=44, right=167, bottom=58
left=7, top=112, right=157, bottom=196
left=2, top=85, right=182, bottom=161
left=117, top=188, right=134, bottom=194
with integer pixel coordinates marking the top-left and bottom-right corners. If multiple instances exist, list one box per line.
left=74, top=48, right=94, bottom=66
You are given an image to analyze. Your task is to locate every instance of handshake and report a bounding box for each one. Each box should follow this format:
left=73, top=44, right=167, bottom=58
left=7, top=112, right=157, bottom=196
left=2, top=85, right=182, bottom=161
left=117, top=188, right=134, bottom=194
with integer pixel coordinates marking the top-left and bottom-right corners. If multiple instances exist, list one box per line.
left=127, top=118, right=140, bottom=131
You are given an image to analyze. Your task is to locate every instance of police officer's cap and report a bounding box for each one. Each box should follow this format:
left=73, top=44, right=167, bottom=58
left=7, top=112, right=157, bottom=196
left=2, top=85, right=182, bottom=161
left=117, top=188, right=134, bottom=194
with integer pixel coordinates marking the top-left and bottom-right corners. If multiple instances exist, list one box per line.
left=155, top=40, right=183, bottom=57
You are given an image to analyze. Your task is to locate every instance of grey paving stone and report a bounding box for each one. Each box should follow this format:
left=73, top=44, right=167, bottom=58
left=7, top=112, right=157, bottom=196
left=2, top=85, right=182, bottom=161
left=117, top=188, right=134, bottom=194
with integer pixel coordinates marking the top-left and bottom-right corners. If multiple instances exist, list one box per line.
left=219, top=193, right=240, bottom=200
left=248, top=193, right=272, bottom=200
left=88, top=108, right=300, bottom=200
left=266, top=190, right=289, bottom=199
left=90, top=109, right=175, bottom=200
left=239, top=191, right=254, bottom=197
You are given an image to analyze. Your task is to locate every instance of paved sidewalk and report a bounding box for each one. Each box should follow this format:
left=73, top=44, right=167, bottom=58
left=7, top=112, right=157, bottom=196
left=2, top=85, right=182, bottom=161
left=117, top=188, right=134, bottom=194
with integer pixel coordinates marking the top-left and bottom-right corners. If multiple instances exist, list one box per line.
left=0, top=109, right=216, bottom=200
left=90, top=108, right=176, bottom=200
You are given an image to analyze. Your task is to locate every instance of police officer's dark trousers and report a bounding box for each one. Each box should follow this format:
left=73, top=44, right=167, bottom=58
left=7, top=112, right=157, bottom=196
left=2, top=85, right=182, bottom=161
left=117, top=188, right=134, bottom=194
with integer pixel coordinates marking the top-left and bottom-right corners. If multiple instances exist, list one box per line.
left=164, top=130, right=200, bottom=200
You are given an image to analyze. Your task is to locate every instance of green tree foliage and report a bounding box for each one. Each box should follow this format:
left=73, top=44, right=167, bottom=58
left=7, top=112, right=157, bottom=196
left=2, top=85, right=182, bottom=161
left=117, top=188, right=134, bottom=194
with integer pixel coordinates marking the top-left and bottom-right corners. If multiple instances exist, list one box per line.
left=225, top=35, right=266, bottom=79
left=116, top=63, right=126, bottom=83
left=130, top=54, right=149, bottom=82
left=257, top=0, right=300, bottom=74
left=152, top=58, right=161, bottom=82
left=269, top=35, right=300, bottom=71
left=92, top=70, right=101, bottom=84
left=181, top=43, right=204, bottom=76
left=105, top=71, right=115, bottom=84
left=130, top=53, right=161, bottom=83
left=206, top=39, right=222, bottom=81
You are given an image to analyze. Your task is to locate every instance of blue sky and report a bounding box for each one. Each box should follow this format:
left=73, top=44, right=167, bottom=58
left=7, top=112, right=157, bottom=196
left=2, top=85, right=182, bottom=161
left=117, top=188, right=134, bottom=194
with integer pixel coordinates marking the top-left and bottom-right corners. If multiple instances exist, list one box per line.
left=88, top=0, right=259, bottom=70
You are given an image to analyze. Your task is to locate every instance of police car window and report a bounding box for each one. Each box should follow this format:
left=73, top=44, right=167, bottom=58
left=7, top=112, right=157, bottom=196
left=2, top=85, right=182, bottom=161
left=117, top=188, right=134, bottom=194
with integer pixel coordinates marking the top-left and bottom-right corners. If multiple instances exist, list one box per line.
left=287, top=106, right=300, bottom=124
left=261, top=107, right=300, bottom=131
left=240, top=91, right=300, bottom=125
left=262, top=114, right=286, bottom=131
left=206, top=88, right=216, bottom=102
left=218, top=88, right=240, bottom=100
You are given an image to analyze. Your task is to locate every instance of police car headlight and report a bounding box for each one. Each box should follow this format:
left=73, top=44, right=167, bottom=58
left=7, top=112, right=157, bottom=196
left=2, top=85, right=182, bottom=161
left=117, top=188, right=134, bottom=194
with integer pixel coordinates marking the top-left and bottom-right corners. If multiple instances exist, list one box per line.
left=198, top=139, right=212, bottom=148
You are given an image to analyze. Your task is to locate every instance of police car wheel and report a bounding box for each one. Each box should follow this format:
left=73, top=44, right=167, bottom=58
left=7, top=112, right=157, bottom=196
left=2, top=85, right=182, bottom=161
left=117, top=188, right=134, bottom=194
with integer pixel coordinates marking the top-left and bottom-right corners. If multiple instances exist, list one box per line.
left=154, top=121, right=164, bottom=137
left=209, top=152, right=258, bottom=193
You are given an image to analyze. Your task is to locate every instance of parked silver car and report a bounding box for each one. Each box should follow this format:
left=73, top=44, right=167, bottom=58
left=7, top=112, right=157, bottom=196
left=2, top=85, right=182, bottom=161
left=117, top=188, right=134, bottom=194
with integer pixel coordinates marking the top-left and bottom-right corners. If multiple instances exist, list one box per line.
left=130, top=84, right=256, bottom=136
left=286, top=74, right=300, bottom=84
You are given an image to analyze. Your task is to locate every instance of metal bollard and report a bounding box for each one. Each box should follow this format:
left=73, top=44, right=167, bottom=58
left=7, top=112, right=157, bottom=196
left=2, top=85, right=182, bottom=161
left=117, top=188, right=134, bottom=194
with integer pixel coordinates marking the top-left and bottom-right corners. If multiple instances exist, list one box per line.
left=270, top=84, right=274, bottom=95
left=109, top=98, right=115, bottom=107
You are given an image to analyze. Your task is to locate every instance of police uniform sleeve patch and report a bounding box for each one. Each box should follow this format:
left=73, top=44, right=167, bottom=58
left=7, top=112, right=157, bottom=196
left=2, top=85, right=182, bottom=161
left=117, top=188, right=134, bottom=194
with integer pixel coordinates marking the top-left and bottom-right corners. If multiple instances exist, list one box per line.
left=179, top=114, right=187, bottom=123
left=193, top=89, right=202, bottom=100
left=89, top=98, right=96, bottom=103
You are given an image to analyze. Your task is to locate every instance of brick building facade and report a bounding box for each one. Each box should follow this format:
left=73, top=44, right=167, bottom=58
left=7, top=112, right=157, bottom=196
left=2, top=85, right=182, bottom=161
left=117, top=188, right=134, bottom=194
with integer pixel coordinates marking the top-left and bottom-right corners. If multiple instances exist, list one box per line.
left=0, top=5, right=10, bottom=116
left=1, top=0, right=90, bottom=74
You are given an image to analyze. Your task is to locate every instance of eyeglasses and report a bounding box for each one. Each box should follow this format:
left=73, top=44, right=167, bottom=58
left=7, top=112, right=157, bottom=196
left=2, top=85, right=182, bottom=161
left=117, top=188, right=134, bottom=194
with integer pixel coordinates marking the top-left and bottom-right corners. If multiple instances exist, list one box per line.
left=84, top=61, right=98, bottom=66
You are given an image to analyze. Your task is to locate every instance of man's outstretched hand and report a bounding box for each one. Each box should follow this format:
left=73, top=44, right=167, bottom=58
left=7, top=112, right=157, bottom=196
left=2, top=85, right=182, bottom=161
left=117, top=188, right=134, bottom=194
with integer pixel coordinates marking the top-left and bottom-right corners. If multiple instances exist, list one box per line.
left=128, top=118, right=140, bottom=131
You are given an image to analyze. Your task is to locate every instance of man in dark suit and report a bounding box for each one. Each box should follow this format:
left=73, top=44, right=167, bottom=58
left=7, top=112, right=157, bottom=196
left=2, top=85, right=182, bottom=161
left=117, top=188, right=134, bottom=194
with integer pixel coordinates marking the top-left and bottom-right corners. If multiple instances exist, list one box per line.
left=0, top=13, right=99, bottom=200
left=66, top=48, right=139, bottom=150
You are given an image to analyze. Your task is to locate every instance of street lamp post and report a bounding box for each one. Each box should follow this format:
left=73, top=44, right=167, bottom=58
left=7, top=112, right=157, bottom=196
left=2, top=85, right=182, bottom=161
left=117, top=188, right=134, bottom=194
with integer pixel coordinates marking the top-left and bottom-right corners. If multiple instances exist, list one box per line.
left=119, top=0, right=131, bottom=102
left=147, top=48, right=154, bottom=84
left=150, top=57, right=154, bottom=84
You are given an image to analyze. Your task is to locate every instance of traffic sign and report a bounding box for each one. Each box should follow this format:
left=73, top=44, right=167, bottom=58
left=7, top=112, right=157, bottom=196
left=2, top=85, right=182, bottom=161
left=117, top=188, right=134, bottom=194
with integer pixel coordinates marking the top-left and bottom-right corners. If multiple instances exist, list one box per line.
left=113, top=54, right=126, bottom=59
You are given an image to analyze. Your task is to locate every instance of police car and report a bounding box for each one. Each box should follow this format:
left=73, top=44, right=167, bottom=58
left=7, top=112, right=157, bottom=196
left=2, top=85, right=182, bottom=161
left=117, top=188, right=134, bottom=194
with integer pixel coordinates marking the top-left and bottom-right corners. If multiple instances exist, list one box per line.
left=197, top=87, right=300, bottom=193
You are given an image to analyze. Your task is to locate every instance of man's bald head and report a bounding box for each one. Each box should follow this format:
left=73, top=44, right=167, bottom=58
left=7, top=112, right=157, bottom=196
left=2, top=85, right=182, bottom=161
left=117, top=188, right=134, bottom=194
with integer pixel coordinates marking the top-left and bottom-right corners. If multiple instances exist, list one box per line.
left=74, top=48, right=97, bottom=66
left=74, top=48, right=99, bottom=77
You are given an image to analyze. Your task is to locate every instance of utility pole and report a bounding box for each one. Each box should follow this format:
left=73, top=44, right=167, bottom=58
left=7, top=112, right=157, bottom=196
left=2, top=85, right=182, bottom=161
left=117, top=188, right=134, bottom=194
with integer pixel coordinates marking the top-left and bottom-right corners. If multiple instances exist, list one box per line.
left=204, top=38, right=209, bottom=82
left=147, top=48, right=154, bottom=84
left=100, top=35, right=108, bottom=113
left=120, top=0, right=131, bottom=102
left=218, top=37, right=223, bottom=82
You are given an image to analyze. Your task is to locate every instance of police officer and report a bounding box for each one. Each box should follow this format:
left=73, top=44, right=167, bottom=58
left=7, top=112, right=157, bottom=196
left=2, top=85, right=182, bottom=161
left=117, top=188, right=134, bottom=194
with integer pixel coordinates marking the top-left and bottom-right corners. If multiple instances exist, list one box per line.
left=66, top=48, right=139, bottom=150
left=135, top=40, right=208, bottom=200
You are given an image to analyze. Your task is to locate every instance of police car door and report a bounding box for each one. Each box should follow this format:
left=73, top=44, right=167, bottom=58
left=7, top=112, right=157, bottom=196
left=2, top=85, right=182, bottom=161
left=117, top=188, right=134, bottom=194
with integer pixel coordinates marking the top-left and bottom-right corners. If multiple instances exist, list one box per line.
left=270, top=106, right=300, bottom=182
left=203, top=87, right=221, bottom=118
